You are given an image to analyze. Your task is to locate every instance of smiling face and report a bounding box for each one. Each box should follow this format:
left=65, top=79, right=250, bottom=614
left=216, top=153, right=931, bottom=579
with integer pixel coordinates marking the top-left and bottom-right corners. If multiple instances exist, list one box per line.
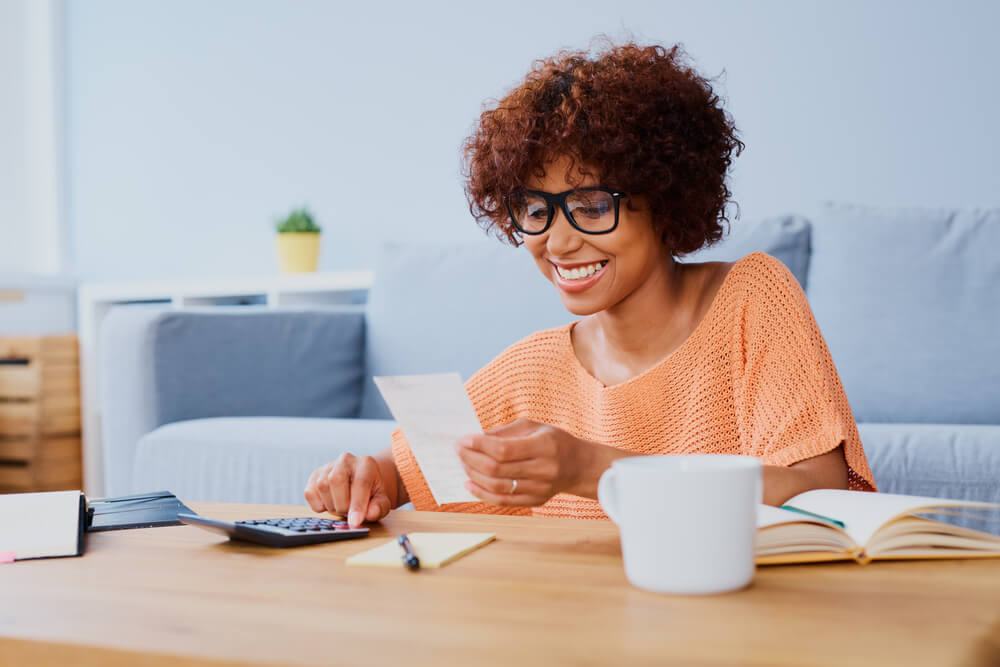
left=521, top=156, right=672, bottom=316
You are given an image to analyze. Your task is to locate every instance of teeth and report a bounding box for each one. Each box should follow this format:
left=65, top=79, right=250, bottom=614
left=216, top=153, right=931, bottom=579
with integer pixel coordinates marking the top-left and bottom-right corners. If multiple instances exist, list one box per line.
left=556, top=261, right=606, bottom=280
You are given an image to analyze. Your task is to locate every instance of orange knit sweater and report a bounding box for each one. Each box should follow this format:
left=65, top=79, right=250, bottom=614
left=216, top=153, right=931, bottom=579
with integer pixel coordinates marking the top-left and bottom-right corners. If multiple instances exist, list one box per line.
left=392, top=252, right=878, bottom=519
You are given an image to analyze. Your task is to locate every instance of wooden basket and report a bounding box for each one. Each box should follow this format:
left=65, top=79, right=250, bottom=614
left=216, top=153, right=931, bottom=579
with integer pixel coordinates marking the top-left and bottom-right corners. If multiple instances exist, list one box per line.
left=0, top=335, right=82, bottom=492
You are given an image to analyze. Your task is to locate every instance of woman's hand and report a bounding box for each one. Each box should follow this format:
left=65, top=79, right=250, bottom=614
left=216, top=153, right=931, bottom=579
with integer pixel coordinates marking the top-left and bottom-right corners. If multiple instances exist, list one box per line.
left=455, top=418, right=627, bottom=507
left=304, top=451, right=397, bottom=527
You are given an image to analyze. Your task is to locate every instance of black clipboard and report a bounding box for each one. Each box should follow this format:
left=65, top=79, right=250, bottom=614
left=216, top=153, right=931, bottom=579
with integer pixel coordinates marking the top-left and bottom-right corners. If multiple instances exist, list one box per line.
left=86, top=490, right=197, bottom=532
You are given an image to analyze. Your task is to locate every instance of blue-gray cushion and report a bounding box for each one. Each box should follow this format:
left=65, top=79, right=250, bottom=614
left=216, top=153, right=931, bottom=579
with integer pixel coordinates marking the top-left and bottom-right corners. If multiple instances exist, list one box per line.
left=683, top=215, right=812, bottom=288
left=807, top=204, right=1000, bottom=424
left=153, top=307, right=366, bottom=425
left=132, top=417, right=399, bottom=503
left=859, top=423, right=1000, bottom=534
left=359, top=241, right=574, bottom=419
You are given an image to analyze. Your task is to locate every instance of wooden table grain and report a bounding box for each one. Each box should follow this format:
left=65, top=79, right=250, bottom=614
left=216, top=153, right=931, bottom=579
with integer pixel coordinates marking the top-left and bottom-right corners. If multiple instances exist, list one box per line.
left=1, top=502, right=999, bottom=666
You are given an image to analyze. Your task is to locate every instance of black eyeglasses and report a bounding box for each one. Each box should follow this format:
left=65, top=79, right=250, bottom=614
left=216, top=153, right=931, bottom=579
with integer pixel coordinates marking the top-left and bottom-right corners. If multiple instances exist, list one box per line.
left=505, top=187, right=627, bottom=235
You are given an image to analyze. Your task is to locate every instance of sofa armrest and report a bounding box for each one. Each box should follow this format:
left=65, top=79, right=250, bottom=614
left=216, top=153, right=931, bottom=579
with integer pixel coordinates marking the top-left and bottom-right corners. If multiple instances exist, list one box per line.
left=99, top=305, right=366, bottom=495
left=99, top=304, right=170, bottom=496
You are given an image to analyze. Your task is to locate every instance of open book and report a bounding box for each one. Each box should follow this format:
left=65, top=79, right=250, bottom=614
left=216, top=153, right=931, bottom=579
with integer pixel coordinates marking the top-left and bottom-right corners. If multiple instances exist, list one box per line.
left=757, top=489, right=1000, bottom=565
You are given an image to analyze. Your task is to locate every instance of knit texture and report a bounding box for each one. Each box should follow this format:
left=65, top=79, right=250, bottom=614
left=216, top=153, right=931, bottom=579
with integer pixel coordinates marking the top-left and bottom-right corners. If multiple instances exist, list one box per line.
left=392, top=252, right=878, bottom=519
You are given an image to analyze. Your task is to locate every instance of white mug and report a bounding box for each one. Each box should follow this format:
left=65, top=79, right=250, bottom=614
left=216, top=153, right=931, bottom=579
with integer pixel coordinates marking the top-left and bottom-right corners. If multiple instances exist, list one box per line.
left=597, top=454, right=762, bottom=595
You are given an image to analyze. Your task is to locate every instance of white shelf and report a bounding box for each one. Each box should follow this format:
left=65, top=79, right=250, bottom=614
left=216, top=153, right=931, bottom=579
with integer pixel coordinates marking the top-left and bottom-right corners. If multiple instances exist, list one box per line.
left=77, top=270, right=374, bottom=496
left=78, top=270, right=374, bottom=304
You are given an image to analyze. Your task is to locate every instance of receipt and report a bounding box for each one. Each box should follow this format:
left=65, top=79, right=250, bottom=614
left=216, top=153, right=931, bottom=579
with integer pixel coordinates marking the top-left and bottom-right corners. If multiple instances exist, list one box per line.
left=373, top=373, right=479, bottom=504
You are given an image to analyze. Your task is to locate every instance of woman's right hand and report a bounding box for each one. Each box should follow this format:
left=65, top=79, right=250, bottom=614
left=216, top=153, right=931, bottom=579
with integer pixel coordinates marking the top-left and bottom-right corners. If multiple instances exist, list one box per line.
left=304, top=452, right=393, bottom=527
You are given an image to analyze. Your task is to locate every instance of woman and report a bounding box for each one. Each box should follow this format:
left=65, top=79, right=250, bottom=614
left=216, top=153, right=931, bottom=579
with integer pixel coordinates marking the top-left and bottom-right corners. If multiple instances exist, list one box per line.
left=305, top=41, right=877, bottom=528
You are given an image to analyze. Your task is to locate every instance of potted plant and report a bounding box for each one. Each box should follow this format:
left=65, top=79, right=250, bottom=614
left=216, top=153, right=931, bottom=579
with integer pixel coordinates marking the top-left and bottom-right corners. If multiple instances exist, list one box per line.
left=275, top=207, right=322, bottom=273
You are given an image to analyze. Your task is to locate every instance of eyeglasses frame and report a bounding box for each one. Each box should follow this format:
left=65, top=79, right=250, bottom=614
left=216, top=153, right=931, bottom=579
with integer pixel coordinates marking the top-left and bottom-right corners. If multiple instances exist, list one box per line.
left=505, top=186, right=627, bottom=236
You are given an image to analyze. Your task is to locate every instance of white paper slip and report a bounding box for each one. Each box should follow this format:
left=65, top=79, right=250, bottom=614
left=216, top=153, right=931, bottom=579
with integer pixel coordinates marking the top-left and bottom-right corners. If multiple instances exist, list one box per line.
left=373, top=373, right=479, bottom=504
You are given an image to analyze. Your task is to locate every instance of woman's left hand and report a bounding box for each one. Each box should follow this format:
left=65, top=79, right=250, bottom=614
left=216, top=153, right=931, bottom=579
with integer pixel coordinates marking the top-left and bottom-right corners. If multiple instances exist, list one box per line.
left=454, top=418, right=619, bottom=507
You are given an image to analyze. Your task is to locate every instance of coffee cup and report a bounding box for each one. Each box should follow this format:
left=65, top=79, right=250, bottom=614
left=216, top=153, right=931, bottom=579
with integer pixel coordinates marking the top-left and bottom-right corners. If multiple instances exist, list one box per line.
left=597, top=454, right=761, bottom=594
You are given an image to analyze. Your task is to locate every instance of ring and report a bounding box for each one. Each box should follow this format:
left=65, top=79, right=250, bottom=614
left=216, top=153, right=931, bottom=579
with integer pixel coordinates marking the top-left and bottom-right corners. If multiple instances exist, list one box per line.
left=510, top=479, right=518, bottom=494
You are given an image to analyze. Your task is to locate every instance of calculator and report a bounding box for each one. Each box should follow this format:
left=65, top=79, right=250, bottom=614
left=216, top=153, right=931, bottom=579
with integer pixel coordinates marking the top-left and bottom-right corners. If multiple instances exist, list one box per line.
left=177, top=513, right=369, bottom=547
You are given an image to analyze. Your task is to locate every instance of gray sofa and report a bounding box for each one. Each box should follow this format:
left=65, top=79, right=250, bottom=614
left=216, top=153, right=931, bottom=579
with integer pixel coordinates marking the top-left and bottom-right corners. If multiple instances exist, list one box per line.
left=99, top=203, right=1000, bottom=528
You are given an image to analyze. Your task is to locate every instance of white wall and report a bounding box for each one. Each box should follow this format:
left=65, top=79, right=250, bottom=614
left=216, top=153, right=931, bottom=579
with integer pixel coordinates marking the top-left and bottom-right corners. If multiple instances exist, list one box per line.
left=66, top=0, right=1000, bottom=282
left=0, top=0, right=67, bottom=276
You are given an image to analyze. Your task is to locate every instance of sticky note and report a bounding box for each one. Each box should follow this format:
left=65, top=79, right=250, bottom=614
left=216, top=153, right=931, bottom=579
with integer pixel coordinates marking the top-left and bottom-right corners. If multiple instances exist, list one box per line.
left=345, top=533, right=495, bottom=568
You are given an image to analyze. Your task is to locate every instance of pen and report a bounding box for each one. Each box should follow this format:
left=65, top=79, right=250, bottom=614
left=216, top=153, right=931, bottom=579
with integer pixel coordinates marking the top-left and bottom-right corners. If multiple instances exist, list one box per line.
left=779, top=505, right=846, bottom=528
left=398, top=534, right=420, bottom=571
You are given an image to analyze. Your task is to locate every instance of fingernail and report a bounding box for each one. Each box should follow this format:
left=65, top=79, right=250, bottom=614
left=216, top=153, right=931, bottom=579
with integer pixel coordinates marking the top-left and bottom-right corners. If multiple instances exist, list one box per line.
left=348, top=510, right=361, bottom=527
left=459, top=437, right=473, bottom=448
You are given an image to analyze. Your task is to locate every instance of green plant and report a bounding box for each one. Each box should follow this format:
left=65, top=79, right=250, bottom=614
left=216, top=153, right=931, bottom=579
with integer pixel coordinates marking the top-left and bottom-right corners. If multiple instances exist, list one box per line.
left=275, top=207, right=321, bottom=234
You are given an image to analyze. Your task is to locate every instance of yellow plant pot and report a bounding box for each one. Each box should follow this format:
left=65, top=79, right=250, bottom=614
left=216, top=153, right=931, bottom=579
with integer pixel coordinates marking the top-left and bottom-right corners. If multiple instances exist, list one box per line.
left=276, top=232, right=321, bottom=273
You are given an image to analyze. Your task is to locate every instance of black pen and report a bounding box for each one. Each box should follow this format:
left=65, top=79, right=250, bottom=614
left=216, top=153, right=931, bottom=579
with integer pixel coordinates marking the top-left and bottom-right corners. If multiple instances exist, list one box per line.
left=397, top=534, right=420, bottom=571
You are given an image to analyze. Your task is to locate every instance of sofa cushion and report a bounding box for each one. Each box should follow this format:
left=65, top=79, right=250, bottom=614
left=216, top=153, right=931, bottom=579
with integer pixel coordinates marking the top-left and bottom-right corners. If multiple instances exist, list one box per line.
left=859, top=422, right=1000, bottom=533
left=360, top=216, right=813, bottom=419
left=132, top=417, right=399, bottom=504
left=807, top=204, right=1000, bottom=424
left=683, top=215, right=812, bottom=288
left=153, top=307, right=366, bottom=425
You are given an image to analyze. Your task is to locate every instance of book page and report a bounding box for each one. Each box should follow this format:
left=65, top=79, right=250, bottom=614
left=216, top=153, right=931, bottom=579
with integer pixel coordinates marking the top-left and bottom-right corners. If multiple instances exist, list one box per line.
left=782, top=489, right=1000, bottom=548
left=756, top=504, right=857, bottom=558
left=757, top=504, right=830, bottom=528
left=374, top=373, right=478, bottom=504
left=0, top=490, right=82, bottom=560
left=866, top=516, right=1000, bottom=557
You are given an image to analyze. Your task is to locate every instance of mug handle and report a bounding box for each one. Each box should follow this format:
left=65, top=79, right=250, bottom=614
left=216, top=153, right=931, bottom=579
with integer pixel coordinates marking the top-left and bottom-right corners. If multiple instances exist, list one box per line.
left=597, top=467, right=622, bottom=525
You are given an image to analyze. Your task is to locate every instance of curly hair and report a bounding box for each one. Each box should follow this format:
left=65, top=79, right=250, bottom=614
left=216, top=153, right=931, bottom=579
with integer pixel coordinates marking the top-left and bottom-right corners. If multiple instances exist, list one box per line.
left=462, top=41, right=744, bottom=255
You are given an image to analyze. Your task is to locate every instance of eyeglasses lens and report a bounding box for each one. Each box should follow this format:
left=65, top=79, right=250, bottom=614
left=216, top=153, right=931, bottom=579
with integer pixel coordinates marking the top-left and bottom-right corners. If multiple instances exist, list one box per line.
left=566, top=190, right=616, bottom=232
left=509, top=192, right=551, bottom=233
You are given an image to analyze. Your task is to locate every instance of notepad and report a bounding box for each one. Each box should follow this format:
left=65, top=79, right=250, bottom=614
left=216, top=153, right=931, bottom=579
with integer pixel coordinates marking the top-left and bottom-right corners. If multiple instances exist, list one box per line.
left=0, top=490, right=86, bottom=561
left=345, top=533, right=495, bottom=568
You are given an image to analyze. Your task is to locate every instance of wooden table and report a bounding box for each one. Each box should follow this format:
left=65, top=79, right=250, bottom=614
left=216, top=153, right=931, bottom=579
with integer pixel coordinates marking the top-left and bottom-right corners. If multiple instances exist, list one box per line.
left=2, top=503, right=999, bottom=666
